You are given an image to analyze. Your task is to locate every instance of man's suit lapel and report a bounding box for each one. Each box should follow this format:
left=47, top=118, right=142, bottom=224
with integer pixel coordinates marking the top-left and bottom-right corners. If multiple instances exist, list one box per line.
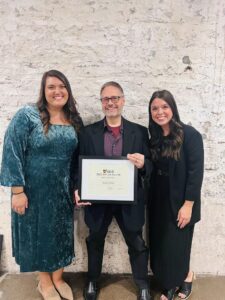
left=92, top=120, right=105, bottom=155
left=122, top=118, right=135, bottom=155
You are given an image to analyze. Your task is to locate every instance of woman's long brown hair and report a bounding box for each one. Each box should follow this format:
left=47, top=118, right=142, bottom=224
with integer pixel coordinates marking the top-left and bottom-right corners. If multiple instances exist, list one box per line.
left=148, top=90, right=184, bottom=161
left=36, top=70, right=82, bottom=134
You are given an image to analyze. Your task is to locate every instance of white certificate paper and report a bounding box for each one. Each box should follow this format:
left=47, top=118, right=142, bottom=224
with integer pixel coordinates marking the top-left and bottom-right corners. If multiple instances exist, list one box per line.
left=79, top=157, right=137, bottom=203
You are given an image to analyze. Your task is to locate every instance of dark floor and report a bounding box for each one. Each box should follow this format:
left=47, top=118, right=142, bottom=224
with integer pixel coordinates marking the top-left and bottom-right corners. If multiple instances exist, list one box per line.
left=0, top=272, right=224, bottom=300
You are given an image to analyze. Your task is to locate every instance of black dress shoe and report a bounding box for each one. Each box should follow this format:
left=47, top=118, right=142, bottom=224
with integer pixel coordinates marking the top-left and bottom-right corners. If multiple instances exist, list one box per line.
left=137, top=288, right=151, bottom=300
left=83, top=281, right=98, bottom=300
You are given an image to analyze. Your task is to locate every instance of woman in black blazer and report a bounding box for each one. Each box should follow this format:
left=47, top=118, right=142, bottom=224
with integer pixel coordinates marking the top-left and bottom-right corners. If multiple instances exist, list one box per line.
left=148, top=90, right=204, bottom=300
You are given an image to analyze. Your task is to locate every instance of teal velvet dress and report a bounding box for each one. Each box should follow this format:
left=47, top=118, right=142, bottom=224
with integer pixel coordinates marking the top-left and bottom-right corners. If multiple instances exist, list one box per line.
left=0, top=105, right=78, bottom=272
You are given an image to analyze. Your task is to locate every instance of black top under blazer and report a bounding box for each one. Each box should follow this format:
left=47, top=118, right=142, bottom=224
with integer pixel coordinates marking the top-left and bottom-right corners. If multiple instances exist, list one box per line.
left=151, top=124, right=204, bottom=225
left=79, top=117, right=152, bottom=232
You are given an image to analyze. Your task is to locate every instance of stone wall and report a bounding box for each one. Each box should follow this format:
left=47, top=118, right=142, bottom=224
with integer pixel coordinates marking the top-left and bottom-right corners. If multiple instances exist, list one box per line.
left=0, top=0, right=224, bottom=275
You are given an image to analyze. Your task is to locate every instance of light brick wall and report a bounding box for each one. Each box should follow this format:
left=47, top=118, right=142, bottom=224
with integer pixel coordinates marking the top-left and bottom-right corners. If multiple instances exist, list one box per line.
left=0, top=0, right=224, bottom=275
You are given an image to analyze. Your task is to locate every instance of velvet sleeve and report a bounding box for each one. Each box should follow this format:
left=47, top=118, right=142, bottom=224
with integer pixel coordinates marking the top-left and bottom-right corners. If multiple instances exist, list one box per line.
left=0, top=107, right=31, bottom=187
left=70, top=117, right=84, bottom=191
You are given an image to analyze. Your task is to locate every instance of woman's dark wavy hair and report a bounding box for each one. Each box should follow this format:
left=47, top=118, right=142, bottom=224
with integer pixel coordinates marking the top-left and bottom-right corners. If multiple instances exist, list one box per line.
left=36, top=70, right=82, bottom=134
left=148, top=90, right=184, bottom=161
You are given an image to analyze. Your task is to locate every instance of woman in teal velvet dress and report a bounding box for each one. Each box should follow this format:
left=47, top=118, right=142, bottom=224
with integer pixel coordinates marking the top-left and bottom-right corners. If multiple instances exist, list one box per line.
left=0, top=70, right=82, bottom=300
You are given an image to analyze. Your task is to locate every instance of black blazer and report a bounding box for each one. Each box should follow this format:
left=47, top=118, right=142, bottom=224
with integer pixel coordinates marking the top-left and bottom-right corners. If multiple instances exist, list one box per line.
left=150, top=124, right=204, bottom=225
left=79, top=117, right=152, bottom=231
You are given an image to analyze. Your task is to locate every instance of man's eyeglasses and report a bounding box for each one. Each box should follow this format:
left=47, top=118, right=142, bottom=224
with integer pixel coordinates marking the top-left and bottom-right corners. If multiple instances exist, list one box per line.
left=100, top=96, right=124, bottom=104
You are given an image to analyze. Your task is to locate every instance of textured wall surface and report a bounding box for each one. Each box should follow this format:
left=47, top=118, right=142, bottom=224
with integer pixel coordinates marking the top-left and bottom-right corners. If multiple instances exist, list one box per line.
left=0, top=0, right=225, bottom=275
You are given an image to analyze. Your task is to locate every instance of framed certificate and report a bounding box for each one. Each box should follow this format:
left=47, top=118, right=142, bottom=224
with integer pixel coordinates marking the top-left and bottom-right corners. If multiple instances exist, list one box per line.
left=78, top=156, right=137, bottom=204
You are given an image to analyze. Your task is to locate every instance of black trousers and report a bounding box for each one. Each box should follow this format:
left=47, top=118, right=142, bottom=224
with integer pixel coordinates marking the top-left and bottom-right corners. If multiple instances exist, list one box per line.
left=86, top=205, right=149, bottom=289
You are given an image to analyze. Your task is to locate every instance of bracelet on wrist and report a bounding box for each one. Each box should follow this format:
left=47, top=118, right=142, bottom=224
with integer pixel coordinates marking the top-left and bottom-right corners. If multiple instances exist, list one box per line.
left=12, top=191, right=24, bottom=195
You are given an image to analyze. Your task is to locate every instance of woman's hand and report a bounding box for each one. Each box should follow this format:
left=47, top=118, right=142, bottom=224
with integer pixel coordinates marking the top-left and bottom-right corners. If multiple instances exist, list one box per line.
left=177, top=200, right=194, bottom=229
left=12, top=193, right=28, bottom=215
left=127, top=153, right=145, bottom=169
left=74, top=190, right=91, bottom=207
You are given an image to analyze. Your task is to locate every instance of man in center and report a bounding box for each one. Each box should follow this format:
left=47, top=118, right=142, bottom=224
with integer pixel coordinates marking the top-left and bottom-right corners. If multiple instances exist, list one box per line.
left=75, top=81, right=152, bottom=300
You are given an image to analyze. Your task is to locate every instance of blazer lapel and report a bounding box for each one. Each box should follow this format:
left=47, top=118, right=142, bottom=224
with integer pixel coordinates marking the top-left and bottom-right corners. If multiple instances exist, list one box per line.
left=169, top=158, right=176, bottom=177
left=169, top=145, right=184, bottom=177
left=92, top=120, right=105, bottom=156
left=122, top=118, right=135, bottom=155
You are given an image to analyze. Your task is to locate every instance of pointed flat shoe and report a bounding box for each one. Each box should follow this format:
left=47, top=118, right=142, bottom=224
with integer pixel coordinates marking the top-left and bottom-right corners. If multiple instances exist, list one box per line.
left=56, top=282, right=73, bottom=300
left=37, top=282, right=61, bottom=300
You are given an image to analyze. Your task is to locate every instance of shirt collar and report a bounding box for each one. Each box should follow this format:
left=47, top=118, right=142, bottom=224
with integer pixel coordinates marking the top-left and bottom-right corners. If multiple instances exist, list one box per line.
left=104, top=117, right=124, bottom=132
